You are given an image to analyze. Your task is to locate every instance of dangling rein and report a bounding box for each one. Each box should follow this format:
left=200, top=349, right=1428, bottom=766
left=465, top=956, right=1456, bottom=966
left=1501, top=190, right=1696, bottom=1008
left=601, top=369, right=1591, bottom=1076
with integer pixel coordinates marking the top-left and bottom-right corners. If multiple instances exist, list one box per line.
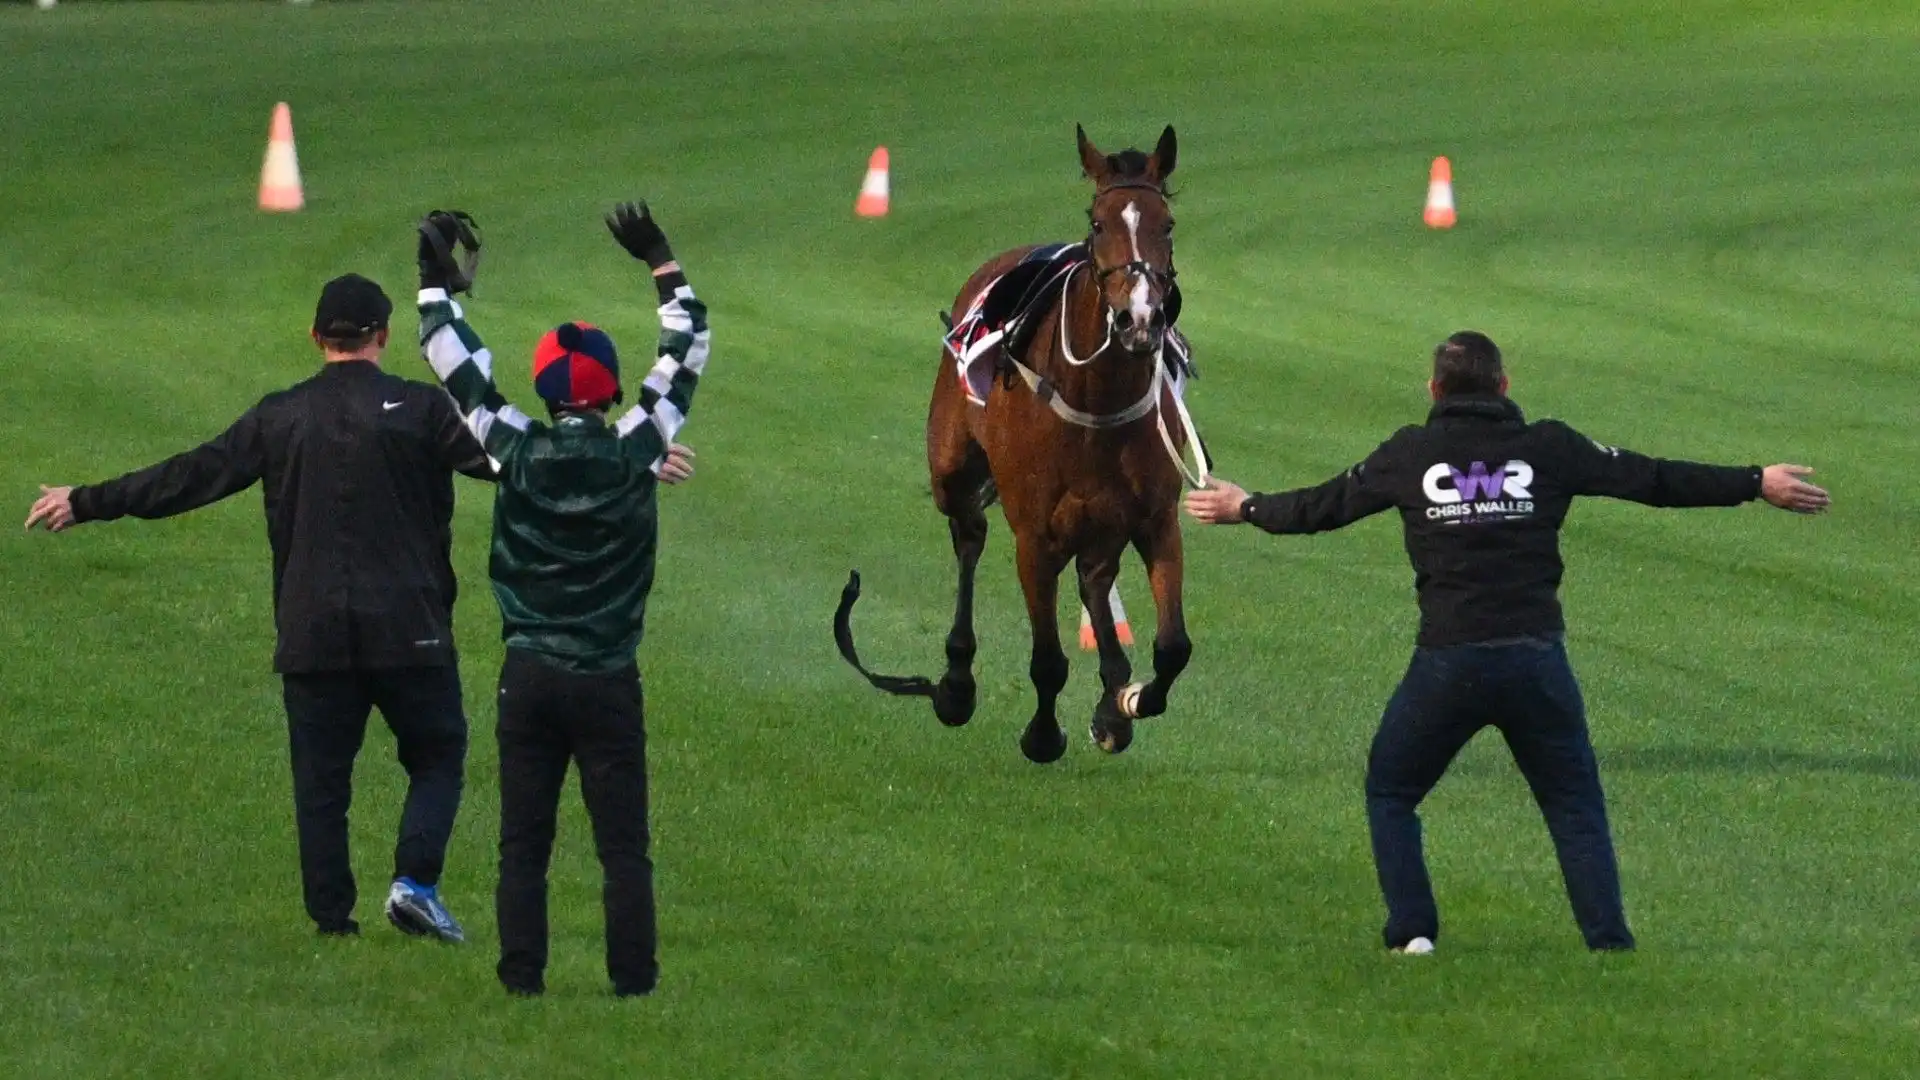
left=1000, top=268, right=1212, bottom=489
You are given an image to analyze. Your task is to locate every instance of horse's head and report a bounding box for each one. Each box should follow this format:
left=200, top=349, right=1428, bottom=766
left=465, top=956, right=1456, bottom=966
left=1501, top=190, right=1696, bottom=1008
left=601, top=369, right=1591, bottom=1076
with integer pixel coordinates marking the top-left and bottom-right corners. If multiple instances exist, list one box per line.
left=1077, top=123, right=1177, bottom=355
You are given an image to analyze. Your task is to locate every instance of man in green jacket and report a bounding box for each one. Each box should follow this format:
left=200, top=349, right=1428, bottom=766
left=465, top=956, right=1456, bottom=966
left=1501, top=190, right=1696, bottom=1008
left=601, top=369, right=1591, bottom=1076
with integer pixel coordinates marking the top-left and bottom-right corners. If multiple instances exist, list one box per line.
left=417, top=202, right=708, bottom=998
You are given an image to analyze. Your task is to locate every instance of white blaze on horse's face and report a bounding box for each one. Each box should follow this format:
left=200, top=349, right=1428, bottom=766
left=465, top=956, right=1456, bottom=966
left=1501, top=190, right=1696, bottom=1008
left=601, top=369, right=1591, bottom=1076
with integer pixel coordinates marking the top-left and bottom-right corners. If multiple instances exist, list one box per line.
left=1122, top=202, right=1153, bottom=328
left=1088, top=184, right=1173, bottom=354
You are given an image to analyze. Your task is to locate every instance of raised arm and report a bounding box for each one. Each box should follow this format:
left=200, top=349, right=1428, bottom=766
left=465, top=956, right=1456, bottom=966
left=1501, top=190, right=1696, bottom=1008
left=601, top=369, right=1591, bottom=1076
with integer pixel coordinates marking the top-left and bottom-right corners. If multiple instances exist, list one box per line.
left=417, top=288, right=533, bottom=466
left=414, top=210, right=531, bottom=465
left=603, top=202, right=711, bottom=472
left=428, top=387, right=498, bottom=483
left=28, top=406, right=267, bottom=531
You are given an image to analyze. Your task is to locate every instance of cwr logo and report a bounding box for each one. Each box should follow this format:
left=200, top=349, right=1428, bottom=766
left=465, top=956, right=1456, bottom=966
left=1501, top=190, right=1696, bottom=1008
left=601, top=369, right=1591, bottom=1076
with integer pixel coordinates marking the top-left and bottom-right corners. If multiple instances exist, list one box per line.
left=1423, top=460, right=1534, bottom=504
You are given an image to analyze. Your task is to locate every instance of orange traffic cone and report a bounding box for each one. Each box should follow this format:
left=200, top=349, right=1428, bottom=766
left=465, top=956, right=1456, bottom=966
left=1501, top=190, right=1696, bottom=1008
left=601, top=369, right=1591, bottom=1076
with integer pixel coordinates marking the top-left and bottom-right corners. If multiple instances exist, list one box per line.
left=259, top=102, right=304, bottom=212
left=855, top=146, right=890, bottom=218
left=1079, top=583, right=1135, bottom=650
left=1424, top=156, right=1455, bottom=229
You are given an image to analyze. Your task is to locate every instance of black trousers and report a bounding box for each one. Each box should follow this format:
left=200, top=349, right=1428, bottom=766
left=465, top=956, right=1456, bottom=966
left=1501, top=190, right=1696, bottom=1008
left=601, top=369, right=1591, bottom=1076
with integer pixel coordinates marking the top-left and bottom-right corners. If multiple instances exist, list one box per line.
left=1365, top=638, right=1634, bottom=951
left=495, top=648, right=657, bottom=994
left=279, top=666, right=469, bottom=932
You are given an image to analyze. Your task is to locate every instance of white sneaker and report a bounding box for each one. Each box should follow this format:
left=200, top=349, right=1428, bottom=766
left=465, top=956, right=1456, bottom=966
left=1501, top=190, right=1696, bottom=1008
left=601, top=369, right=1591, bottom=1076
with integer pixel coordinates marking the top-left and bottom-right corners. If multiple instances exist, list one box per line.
left=1395, top=936, right=1435, bottom=956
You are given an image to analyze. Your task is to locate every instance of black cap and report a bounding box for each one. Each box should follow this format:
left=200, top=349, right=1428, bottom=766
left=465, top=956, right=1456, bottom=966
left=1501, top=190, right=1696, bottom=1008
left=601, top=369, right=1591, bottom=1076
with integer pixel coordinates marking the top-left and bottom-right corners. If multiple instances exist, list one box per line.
left=312, top=274, right=393, bottom=339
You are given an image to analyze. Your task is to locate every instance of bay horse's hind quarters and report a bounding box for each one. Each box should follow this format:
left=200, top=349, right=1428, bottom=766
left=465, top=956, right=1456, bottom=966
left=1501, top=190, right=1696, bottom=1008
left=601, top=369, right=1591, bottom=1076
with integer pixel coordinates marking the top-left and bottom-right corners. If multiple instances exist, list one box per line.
left=836, top=123, right=1205, bottom=764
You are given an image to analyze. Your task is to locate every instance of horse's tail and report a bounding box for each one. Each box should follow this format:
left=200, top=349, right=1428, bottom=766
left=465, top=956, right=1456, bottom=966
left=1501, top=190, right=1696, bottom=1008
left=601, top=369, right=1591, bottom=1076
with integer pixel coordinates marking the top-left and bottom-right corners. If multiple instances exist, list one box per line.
left=834, top=571, right=937, bottom=697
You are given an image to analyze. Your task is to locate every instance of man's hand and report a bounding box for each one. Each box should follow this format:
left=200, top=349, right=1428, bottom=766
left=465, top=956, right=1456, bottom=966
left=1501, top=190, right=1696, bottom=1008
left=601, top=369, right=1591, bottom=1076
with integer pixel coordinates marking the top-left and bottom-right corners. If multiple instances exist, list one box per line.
left=25, top=485, right=76, bottom=532
left=1184, top=478, right=1250, bottom=525
left=658, top=444, right=696, bottom=486
left=605, top=201, right=676, bottom=271
left=418, top=210, right=482, bottom=294
left=1761, top=464, right=1829, bottom=514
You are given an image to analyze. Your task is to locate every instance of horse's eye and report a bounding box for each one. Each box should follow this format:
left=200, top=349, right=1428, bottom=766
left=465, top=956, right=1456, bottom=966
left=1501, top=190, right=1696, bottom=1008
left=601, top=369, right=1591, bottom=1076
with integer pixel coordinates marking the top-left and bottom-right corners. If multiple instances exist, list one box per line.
left=1090, top=220, right=1105, bottom=234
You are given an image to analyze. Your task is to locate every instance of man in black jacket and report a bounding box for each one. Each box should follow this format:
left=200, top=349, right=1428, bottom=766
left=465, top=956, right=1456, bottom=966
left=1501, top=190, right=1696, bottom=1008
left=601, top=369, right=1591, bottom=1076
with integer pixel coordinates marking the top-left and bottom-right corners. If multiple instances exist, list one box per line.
left=1184, top=331, right=1829, bottom=954
left=25, top=274, right=492, bottom=942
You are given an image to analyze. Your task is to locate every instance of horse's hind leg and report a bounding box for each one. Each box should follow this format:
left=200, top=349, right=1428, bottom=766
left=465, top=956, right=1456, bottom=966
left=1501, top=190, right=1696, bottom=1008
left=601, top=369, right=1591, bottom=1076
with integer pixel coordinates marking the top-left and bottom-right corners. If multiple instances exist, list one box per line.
left=1120, top=510, right=1192, bottom=722
left=929, top=369, right=990, bottom=727
left=1077, top=552, right=1136, bottom=753
left=1015, top=536, right=1070, bottom=763
left=931, top=468, right=989, bottom=727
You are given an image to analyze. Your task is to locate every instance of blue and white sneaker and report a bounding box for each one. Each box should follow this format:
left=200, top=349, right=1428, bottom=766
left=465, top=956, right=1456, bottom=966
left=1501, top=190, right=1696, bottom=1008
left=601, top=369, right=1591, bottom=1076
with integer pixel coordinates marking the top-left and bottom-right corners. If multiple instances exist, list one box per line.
left=384, top=878, right=465, bottom=944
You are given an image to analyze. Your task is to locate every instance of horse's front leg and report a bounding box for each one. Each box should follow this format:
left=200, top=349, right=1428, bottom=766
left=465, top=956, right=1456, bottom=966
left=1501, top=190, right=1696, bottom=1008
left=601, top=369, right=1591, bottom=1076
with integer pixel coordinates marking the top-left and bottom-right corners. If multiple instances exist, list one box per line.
left=1015, top=535, right=1070, bottom=763
left=1078, top=551, right=1136, bottom=754
left=1120, top=510, right=1192, bottom=722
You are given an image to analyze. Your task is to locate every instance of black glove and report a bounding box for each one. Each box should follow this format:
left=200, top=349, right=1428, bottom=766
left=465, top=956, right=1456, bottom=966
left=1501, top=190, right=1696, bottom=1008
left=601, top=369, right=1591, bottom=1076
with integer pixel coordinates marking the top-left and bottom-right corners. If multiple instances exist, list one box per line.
left=605, top=201, right=674, bottom=269
left=418, top=210, right=482, bottom=294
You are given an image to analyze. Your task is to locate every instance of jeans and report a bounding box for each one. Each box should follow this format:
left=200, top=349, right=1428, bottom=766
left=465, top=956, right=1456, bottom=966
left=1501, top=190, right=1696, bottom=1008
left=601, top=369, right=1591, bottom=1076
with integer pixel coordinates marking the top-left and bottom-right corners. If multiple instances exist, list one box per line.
left=280, top=666, right=469, bottom=932
left=1365, top=637, right=1634, bottom=950
left=495, top=648, right=657, bottom=995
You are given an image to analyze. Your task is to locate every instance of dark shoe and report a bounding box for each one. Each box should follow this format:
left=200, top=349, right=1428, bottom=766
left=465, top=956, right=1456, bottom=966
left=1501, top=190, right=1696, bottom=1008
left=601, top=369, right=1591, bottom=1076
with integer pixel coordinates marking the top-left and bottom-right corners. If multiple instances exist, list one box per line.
left=316, top=919, right=361, bottom=937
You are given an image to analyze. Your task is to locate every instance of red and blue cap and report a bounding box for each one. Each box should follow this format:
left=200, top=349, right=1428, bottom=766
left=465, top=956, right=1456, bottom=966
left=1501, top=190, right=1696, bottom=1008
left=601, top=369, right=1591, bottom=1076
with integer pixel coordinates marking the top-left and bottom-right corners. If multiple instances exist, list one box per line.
left=532, top=322, right=621, bottom=408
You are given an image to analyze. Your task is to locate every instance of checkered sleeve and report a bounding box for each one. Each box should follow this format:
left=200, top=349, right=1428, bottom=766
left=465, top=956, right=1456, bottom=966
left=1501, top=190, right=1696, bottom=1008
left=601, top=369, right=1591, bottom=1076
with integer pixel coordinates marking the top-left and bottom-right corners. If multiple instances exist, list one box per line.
left=612, top=268, right=710, bottom=471
left=418, top=287, right=533, bottom=464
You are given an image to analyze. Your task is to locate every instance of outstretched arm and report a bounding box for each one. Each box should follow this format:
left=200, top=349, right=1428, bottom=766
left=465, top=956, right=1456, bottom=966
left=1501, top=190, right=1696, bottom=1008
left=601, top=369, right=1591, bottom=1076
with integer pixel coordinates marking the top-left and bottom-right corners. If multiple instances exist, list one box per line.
left=1186, top=438, right=1400, bottom=534
left=604, top=202, right=711, bottom=473
left=28, top=408, right=266, bottom=531
left=1553, top=423, right=1827, bottom=513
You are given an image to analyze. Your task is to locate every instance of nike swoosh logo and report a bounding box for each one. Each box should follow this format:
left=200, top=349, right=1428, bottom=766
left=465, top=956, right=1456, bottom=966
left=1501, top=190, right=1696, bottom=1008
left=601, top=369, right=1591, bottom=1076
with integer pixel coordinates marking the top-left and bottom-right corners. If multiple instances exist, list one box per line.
left=383, top=401, right=404, bottom=411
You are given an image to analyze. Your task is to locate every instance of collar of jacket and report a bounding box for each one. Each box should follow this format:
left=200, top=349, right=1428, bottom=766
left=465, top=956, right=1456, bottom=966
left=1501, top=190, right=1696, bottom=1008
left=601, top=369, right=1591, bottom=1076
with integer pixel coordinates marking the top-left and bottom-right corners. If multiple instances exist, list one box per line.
left=552, top=410, right=608, bottom=430
left=1427, top=393, right=1524, bottom=425
left=320, top=359, right=382, bottom=375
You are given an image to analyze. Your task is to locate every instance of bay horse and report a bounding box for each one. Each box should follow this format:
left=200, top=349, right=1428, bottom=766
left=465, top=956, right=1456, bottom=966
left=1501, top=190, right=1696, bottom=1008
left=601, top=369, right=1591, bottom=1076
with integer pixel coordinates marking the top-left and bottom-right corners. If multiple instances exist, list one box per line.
left=836, top=124, right=1203, bottom=763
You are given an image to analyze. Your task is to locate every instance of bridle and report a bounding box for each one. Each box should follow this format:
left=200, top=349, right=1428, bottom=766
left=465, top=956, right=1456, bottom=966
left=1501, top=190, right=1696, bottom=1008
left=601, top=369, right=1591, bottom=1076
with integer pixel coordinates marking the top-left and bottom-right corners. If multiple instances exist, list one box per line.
left=1088, top=183, right=1176, bottom=303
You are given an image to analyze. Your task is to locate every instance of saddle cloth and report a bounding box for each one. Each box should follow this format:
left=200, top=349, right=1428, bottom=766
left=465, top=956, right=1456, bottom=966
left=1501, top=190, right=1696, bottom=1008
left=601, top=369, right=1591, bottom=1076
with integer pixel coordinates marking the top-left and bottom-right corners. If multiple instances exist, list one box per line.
left=942, top=242, right=1194, bottom=407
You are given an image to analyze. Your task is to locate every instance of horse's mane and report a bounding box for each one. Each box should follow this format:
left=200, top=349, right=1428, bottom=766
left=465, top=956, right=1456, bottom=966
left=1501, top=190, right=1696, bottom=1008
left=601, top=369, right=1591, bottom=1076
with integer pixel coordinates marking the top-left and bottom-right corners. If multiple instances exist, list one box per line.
left=1097, top=148, right=1174, bottom=197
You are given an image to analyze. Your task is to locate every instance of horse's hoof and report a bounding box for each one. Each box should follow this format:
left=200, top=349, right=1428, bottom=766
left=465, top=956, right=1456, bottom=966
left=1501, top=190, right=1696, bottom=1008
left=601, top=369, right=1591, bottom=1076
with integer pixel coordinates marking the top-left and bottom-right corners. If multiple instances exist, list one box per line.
left=1091, top=693, right=1134, bottom=754
left=1020, top=723, right=1067, bottom=764
left=1091, top=717, right=1134, bottom=755
left=932, top=677, right=975, bottom=728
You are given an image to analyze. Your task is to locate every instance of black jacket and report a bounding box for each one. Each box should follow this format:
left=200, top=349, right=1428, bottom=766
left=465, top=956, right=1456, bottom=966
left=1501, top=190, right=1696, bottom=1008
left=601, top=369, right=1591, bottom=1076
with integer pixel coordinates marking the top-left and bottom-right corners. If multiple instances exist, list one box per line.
left=1240, top=395, right=1762, bottom=647
left=72, top=361, right=493, bottom=673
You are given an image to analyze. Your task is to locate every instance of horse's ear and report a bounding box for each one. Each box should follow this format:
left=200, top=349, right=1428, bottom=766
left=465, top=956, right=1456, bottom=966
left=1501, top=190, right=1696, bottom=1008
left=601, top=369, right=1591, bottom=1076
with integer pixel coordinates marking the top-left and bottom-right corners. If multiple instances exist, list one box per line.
left=1076, top=124, right=1108, bottom=183
left=1151, top=125, right=1178, bottom=181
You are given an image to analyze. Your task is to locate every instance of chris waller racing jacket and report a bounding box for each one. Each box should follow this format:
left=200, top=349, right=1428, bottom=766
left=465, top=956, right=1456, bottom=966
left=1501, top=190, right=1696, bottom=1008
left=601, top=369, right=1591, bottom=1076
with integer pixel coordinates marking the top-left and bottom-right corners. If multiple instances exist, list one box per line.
left=1238, top=394, right=1763, bottom=647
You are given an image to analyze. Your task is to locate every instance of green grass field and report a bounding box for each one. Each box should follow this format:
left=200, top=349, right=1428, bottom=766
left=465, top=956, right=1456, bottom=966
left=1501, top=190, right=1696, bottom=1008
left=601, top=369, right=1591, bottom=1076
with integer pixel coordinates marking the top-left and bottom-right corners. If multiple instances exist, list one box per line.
left=3, top=1, right=1916, bottom=1076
